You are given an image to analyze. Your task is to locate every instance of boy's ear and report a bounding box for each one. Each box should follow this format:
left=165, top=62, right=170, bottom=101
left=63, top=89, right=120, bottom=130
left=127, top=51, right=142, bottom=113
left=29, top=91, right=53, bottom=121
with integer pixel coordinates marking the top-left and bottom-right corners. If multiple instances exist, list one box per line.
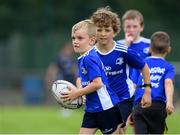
left=90, top=36, right=96, bottom=45
left=149, top=47, right=152, bottom=54
left=167, top=46, right=171, bottom=54
left=140, top=25, right=144, bottom=32
left=113, top=33, right=116, bottom=38
left=138, top=23, right=144, bottom=33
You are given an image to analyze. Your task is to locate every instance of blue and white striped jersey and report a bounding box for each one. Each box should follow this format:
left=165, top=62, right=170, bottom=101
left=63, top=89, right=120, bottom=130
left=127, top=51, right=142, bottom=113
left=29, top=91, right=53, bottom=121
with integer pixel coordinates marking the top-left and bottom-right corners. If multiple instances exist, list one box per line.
left=95, top=41, right=145, bottom=102
left=132, top=56, right=175, bottom=105
left=118, top=37, right=151, bottom=83
left=118, top=37, right=150, bottom=59
left=78, top=47, right=119, bottom=113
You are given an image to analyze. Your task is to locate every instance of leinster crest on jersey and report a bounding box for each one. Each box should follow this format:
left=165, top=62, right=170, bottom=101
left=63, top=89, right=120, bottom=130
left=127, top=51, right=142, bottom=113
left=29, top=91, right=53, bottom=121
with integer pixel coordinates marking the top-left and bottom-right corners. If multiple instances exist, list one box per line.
left=116, top=57, right=124, bottom=65
left=81, top=67, right=87, bottom=74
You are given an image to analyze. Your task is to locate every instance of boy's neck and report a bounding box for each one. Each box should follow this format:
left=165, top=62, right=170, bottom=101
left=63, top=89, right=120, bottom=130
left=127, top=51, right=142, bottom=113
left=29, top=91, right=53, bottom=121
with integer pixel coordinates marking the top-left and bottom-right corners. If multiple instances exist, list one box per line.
left=80, top=46, right=93, bottom=56
left=151, top=52, right=167, bottom=58
left=96, top=41, right=115, bottom=53
left=134, top=36, right=141, bottom=42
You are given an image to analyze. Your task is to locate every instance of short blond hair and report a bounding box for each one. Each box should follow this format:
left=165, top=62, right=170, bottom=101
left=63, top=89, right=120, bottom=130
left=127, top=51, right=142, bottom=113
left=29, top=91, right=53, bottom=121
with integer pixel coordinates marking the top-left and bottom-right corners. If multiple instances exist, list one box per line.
left=72, top=19, right=96, bottom=37
left=90, top=6, right=121, bottom=36
left=122, top=9, right=144, bottom=27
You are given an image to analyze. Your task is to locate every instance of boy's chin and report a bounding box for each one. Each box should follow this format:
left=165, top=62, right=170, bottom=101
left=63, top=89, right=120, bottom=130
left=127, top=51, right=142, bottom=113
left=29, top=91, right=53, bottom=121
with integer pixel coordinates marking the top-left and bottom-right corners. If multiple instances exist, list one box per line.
left=74, top=50, right=85, bottom=55
left=73, top=49, right=80, bottom=53
left=98, top=40, right=109, bottom=45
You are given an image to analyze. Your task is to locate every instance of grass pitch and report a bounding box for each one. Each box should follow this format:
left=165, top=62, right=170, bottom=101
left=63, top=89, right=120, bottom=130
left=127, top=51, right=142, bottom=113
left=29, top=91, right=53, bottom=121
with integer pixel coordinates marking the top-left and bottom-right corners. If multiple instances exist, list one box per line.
left=0, top=106, right=180, bottom=134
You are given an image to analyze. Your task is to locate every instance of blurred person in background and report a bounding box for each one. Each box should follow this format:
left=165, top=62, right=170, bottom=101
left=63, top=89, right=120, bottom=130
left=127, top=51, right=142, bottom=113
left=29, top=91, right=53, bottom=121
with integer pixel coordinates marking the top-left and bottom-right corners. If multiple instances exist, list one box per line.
left=45, top=43, right=77, bottom=117
left=45, top=43, right=77, bottom=90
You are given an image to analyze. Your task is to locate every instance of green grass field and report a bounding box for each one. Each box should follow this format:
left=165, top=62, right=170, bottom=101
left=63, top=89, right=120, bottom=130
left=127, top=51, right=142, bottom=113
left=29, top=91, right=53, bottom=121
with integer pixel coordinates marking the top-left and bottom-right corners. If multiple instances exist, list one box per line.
left=0, top=106, right=180, bottom=134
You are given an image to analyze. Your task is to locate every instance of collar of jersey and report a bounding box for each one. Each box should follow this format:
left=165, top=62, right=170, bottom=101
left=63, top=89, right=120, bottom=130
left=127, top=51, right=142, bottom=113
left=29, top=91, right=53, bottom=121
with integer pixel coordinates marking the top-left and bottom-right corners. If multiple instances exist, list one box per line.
left=95, top=41, right=116, bottom=55
left=77, top=47, right=94, bottom=60
left=148, top=56, right=165, bottom=59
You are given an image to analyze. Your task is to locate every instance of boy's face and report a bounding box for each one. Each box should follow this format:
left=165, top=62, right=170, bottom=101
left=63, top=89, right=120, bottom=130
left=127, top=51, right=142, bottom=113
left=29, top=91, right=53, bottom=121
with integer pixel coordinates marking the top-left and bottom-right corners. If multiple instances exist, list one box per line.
left=123, top=18, right=144, bottom=41
left=71, top=28, right=94, bottom=55
left=96, top=26, right=115, bottom=45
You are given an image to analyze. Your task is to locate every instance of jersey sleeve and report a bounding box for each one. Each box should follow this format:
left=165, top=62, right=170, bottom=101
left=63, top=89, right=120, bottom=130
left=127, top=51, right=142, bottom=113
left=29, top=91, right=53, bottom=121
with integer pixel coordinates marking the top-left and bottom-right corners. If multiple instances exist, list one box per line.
left=126, top=48, right=145, bottom=69
left=84, top=56, right=102, bottom=81
left=165, top=63, right=175, bottom=80
left=131, top=69, right=141, bottom=84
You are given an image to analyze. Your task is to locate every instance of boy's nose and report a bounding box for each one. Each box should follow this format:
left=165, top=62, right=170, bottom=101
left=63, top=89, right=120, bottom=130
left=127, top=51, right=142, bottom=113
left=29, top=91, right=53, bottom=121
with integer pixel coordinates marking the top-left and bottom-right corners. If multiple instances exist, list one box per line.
left=101, top=30, right=106, bottom=36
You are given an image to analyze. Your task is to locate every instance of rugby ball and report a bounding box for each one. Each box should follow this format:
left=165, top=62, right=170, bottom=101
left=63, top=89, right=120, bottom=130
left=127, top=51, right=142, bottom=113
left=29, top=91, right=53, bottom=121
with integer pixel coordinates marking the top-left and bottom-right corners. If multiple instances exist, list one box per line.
left=51, top=80, right=83, bottom=109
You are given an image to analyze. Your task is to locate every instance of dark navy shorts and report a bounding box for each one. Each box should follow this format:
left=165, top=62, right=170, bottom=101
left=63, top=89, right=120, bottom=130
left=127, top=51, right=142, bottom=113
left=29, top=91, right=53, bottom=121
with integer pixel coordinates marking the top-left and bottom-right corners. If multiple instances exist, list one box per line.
left=132, top=101, right=167, bottom=134
left=116, top=96, right=134, bottom=127
left=81, top=106, right=121, bottom=134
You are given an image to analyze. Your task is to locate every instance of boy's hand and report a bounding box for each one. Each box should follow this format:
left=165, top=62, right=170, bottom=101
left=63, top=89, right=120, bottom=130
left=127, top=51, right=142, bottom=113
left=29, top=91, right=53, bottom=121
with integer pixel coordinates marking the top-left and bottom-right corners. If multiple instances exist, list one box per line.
left=166, top=102, right=174, bottom=115
left=125, top=33, right=134, bottom=46
left=82, top=96, right=86, bottom=105
left=141, top=87, right=151, bottom=108
left=127, top=113, right=134, bottom=126
left=61, top=85, right=79, bottom=102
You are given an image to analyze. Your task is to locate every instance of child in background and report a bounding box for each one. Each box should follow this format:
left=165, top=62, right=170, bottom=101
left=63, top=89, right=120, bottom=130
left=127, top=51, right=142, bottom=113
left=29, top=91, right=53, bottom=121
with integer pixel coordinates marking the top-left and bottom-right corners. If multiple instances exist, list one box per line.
left=132, top=31, right=175, bottom=134
left=119, top=9, right=151, bottom=84
left=45, top=43, right=76, bottom=89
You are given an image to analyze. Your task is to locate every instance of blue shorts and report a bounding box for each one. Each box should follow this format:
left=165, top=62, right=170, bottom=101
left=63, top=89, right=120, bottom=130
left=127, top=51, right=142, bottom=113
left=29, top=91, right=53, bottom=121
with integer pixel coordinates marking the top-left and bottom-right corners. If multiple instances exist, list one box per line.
left=81, top=107, right=121, bottom=134
left=116, top=96, right=134, bottom=127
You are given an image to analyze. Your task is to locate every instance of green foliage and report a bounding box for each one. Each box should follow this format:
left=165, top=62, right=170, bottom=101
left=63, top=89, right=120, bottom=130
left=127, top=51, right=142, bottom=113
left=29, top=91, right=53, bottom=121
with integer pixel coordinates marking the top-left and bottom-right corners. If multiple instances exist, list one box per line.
left=0, top=0, right=180, bottom=70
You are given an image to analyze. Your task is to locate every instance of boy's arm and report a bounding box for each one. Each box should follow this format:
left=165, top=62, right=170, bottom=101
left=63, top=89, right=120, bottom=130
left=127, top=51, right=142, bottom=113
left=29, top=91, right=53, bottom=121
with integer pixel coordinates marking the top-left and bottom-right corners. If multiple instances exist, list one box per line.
left=76, top=78, right=82, bottom=88
left=78, top=77, right=103, bottom=96
left=76, top=77, right=86, bottom=104
left=62, top=77, right=103, bottom=101
left=141, top=63, right=152, bottom=108
left=165, top=79, right=174, bottom=115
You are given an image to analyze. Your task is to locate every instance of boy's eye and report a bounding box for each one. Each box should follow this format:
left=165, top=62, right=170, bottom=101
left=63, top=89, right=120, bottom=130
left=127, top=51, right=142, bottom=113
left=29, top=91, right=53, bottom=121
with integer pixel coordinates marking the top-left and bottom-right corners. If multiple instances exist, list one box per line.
left=97, top=29, right=102, bottom=32
left=133, top=25, right=138, bottom=28
left=77, top=36, right=83, bottom=40
left=126, top=25, right=131, bottom=29
left=105, top=29, right=111, bottom=32
left=71, top=36, right=84, bottom=41
left=71, top=37, right=75, bottom=40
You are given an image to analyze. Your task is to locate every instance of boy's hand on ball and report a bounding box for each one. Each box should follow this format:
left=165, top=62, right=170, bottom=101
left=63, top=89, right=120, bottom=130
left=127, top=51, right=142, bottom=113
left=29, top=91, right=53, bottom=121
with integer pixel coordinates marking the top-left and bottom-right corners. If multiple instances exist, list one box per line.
left=61, top=85, right=79, bottom=102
